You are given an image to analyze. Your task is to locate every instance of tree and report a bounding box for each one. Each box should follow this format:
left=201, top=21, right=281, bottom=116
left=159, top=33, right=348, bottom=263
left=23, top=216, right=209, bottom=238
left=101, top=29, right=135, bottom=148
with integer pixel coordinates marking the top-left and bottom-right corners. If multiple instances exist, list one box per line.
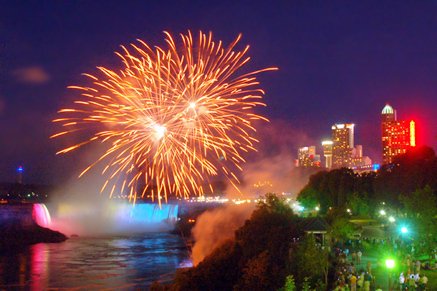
left=235, top=194, right=297, bottom=289
left=297, top=168, right=358, bottom=213
left=375, top=146, right=437, bottom=205
left=282, top=275, right=296, bottom=291
left=290, top=235, right=329, bottom=287
left=400, top=186, right=437, bottom=257
left=297, top=187, right=319, bottom=210
left=173, top=240, right=242, bottom=291
left=347, top=192, right=370, bottom=217
left=328, top=216, right=355, bottom=241
left=235, top=251, right=271, bottom=291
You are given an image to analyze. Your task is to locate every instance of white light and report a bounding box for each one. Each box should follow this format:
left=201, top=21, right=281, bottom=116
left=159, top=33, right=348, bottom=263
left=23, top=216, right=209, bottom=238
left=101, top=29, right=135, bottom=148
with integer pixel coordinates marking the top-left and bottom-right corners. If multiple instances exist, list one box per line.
left=379, top=209, right=386, bottom=216
left=153, top=124, right=166, bottom=140
left=189, top=102, right=196, bottom=109
left=389, top=216, right=395, bottom=223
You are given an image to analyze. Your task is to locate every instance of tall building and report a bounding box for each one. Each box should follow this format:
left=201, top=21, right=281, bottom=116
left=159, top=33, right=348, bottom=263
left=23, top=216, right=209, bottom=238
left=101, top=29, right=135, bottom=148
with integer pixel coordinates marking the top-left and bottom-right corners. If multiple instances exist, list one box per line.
left=332, top=123, right=355, bottom=168
left=297, top=146, right=321, bottom=167
left=381, top=104, right=416, bottom=164
left=350, top=144, right=372, bottom=169
left=321, top=140, right=333, bottom=169
left=17, top=165, right=23, bottom=184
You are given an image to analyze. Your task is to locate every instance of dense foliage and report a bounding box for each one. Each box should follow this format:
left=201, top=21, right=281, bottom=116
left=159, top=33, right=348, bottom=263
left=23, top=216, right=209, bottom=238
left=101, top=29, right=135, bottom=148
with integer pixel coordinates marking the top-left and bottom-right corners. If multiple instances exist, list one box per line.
left=297, top=146, right=437, bottom=214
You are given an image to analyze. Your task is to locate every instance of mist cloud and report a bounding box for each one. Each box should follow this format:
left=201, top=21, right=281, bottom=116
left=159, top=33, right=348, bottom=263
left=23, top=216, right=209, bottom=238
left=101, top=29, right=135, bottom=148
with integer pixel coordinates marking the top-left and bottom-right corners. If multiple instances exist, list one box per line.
left=191, top=204, right=255, bottom=265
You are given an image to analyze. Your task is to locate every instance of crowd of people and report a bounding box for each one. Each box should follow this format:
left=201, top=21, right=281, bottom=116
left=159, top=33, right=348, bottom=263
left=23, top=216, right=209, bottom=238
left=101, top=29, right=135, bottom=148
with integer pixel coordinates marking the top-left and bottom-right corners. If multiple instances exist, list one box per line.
left=330, top=238, right=433, bottom=291
left=332, top=246, right=381, bottom=291
left=397, top=255, right=429, bottom=290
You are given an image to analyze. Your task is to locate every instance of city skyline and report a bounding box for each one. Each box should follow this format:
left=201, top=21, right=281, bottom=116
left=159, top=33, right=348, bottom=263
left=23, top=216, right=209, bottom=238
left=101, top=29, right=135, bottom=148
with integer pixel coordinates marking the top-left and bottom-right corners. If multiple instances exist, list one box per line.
left=296, top=103, right=418, bottom=171
left=0, top=1, right=436, bottom=184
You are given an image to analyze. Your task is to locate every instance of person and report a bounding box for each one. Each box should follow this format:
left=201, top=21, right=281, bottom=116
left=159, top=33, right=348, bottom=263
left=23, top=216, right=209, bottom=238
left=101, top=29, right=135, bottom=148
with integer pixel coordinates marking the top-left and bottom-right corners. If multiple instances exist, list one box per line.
left=363, top=272, right=371, bottom=291
left=414, top=272, right=420, bottom=283
left=419, top=274, right=428, bottom=290
left=357, top=250, right=362, bottom=264
left=415, top=260, right=421, bottom=273
left=349, top=273, right=357, bottom=291
left=408, top=273, right=416, bottom=289
left=366, top=261, right=372, bottom=274
left=399, top=272, right=405, bottom=289
left=357, top=272, right=364, bottom=290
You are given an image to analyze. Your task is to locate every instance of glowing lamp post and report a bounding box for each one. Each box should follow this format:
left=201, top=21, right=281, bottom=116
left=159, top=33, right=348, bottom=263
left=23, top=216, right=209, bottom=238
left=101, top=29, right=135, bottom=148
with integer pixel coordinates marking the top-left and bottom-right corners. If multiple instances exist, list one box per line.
left=385, top=259, right=395, bottom=291
left=385, top=259, right=395, bottom=269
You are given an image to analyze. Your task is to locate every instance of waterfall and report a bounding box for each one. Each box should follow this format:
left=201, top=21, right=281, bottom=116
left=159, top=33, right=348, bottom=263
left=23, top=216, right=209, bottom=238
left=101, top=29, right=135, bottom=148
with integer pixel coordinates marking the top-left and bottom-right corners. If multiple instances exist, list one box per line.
left=32, top=203, right=52, bottom=228
left=46, top=201, right=179, bottom=235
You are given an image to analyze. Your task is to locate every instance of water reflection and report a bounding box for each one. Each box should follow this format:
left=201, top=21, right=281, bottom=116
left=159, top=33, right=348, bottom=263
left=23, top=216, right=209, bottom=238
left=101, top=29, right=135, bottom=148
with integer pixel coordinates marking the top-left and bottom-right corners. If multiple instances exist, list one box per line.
left=0, top=233, right=190, bottom=289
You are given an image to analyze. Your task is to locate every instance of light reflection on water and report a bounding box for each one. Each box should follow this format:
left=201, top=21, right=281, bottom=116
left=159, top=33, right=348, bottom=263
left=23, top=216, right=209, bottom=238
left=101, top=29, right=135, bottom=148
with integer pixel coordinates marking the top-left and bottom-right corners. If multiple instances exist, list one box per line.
left=0, top=233, right=191, bottom=290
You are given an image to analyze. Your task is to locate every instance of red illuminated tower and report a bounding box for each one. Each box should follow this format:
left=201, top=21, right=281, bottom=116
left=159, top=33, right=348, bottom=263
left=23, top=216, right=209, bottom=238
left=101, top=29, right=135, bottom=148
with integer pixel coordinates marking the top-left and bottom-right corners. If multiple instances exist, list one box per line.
left=381, top=104, right=416, bottom=164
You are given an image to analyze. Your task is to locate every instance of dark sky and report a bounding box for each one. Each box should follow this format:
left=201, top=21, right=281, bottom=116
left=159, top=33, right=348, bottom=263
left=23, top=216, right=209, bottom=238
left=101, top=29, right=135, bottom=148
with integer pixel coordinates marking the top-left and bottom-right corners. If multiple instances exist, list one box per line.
left=0, top=1, right=436, bottom=185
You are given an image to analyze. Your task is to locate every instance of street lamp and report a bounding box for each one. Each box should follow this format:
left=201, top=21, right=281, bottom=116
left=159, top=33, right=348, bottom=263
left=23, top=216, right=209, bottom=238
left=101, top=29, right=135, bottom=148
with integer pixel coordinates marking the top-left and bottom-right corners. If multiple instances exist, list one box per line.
left=385, top=259, right=395, bottom=269
left=385, top=259, right=395, bottom=291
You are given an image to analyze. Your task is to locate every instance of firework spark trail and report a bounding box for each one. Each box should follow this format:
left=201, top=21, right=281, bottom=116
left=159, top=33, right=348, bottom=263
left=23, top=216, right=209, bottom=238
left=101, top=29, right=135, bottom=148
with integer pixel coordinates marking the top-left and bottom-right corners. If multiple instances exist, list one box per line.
left=52, top=31, right=277, bottom=204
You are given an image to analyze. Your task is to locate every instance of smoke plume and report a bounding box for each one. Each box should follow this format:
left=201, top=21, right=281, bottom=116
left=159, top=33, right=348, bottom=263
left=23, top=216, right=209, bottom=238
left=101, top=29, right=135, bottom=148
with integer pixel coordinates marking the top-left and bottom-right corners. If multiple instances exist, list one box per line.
left=226, top=119, right=317, bottom=198
left=191, top=204, right=255, bottom=265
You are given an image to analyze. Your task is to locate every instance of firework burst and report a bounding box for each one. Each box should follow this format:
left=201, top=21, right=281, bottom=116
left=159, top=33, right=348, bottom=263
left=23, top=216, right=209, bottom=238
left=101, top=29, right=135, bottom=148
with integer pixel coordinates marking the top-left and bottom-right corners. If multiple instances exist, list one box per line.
left=52, top=31, right=277, bottom=204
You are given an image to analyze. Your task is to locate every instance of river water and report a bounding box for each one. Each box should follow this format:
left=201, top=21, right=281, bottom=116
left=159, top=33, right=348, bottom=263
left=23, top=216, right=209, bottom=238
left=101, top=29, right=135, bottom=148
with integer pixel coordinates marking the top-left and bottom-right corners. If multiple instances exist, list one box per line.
left=0, top=233, right=191, bottom=290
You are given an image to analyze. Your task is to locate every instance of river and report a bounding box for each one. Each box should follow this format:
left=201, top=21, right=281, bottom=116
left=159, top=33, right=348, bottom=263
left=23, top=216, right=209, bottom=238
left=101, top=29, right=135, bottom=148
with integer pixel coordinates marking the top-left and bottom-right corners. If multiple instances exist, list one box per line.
left=0, top=233, right=191, bottom=290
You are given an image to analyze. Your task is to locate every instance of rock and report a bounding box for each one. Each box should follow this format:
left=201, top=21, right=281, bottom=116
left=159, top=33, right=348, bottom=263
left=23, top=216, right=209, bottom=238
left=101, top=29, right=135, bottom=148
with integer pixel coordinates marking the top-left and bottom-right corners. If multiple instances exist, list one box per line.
left=0, top=222, right=68, bottom=253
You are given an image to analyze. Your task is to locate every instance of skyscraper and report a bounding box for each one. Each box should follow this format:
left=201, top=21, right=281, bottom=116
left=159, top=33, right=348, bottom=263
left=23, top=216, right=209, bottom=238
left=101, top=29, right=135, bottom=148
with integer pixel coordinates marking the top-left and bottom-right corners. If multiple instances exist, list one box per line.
left=297, top=146, right=321, bottom=167
left=332, top=123, right=354, bottom=168
left=381, top=104, right=416, bottom=164
left=321, top=140, right=333, bottom=169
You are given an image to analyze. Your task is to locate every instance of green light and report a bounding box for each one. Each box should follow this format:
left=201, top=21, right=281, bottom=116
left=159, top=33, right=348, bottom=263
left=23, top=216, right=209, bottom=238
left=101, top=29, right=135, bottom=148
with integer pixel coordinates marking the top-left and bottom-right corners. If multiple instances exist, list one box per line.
left=401, top=227, right=408, bottom=234
left=385, top=259, right=395, bottom=269
left=388, top=216, right=395, bottom=223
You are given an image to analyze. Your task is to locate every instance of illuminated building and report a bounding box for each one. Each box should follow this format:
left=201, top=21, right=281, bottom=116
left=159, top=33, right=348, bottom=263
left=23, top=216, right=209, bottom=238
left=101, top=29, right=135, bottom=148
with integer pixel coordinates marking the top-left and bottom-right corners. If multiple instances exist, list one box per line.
left=297, top=146, right=321, bottom=167
left=331, top=123, right=354, bottom=168
left=321, top=140, right=333, bottom=169
left=381, top=104, right=416, bottom=164
left=350, top=144, right=372, bottom=170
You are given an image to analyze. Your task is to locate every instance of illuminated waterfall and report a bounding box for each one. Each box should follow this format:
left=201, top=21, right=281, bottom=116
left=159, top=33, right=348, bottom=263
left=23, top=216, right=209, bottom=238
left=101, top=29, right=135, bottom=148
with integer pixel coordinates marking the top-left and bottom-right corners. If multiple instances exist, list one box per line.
left=115, top=203, right=179, bottom=226
left=32, top=203, right=52, bottom=228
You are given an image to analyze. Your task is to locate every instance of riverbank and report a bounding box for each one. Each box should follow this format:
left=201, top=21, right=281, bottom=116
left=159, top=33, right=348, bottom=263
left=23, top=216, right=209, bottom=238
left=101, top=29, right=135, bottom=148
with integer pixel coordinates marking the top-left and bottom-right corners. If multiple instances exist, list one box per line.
left=0, top=223, right=67, bottom=253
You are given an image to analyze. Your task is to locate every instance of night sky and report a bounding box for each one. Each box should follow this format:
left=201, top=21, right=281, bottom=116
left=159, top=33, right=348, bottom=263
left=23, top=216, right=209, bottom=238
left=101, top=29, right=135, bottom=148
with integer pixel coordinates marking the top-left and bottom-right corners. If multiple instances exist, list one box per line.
left=0, top=1, right=436, bottom=185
